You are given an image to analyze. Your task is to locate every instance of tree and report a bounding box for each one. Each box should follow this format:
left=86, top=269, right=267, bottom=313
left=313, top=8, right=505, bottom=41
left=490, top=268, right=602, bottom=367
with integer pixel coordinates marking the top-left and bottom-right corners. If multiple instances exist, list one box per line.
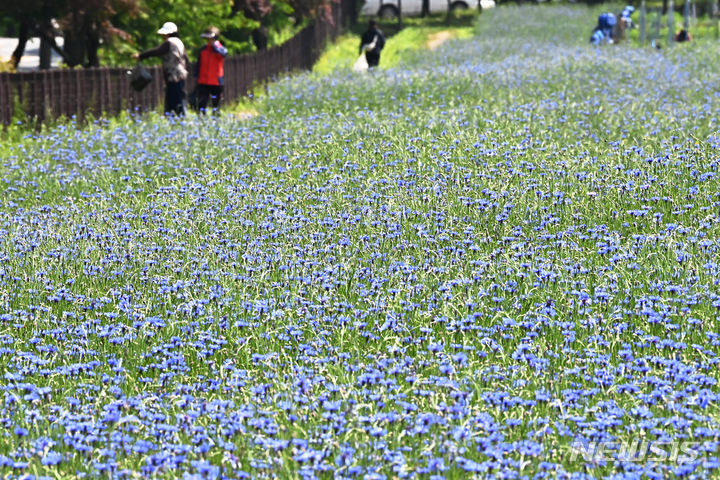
left=58, top=0, right=141, bottom=67
left=0, top=0, right=54, bottom=69
left=285, top=0, right=338, bottom=24
left=232, top=0, right=273, bottom=50
left=0, top=0, right=139, bottom=69
left=109, top=0, right=257, bottom=63
left=110, top=0, right=298, bottom=63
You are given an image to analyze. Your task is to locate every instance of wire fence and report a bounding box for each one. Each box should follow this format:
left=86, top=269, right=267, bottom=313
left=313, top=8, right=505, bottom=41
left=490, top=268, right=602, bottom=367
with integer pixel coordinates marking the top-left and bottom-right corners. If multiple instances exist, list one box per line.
left=0, top=0, right=355, bottom=126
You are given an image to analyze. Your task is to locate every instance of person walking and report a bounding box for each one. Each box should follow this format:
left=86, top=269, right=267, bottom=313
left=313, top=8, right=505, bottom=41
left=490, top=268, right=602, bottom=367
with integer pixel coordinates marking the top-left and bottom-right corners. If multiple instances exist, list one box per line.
left=132, top=21, right=189, bottom=116
left=195, top=26, right=228, bottom=114
left=674, top=29, right=692, bottom=42
left=359, top=20, right=385, bottom=69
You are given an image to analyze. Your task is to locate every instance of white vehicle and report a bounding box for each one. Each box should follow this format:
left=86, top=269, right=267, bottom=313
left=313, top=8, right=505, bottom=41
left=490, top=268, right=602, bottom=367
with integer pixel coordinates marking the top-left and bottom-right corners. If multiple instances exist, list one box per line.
left=360, top=0, right=494, bottom=19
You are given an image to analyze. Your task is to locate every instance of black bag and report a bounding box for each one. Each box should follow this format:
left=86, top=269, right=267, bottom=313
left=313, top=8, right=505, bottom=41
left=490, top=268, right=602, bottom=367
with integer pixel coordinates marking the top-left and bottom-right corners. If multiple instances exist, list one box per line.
left=130, top=62, right=152, bottom=92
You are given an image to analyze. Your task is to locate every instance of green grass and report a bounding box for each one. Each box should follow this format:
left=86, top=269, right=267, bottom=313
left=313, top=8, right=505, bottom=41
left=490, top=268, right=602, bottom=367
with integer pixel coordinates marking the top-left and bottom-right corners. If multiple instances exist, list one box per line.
left=314, top=12, right=477, bottom=73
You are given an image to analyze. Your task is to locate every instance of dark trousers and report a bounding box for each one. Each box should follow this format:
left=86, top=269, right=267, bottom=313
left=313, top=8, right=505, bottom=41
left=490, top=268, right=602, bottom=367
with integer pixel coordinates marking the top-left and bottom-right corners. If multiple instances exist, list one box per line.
left=165, top=80, right=186, bottom=116
left=197, top=84, right=223, bottom=114
left=365, top=52, right=380, bottom=68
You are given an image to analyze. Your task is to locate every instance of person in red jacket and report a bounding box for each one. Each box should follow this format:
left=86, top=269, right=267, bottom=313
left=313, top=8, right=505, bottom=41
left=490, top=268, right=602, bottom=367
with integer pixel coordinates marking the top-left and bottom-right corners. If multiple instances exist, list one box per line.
left=195, top=26, right=228, bottom=114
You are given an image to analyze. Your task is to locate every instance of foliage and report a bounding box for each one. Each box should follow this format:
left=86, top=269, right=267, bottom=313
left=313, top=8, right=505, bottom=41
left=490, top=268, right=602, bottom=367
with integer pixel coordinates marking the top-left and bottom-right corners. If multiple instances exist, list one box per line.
left=3, top=4, right=720, bottom=479
left=0, top=59, right=15, bottom=72
left=287, top=0, right=338, bottom=23
left=104, top=0, right=300, bottom=65
left=0, top=15, right=16, bottom=36
left=0, top=0, right=51, bottom=23
left=107, top=0, right=245, bottom=64
left=0, top=94, right=30, bottom=149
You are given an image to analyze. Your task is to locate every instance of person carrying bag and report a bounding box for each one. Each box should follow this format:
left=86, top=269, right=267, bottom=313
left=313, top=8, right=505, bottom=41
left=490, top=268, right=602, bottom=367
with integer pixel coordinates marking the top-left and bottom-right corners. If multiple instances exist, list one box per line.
left=132, top=21, right=189, bottom=116
left=359, top=20, right=385, bottom=69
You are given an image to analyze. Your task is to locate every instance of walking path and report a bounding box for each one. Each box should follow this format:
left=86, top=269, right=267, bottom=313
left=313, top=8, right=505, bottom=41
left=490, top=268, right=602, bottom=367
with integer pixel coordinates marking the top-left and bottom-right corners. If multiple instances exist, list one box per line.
left=427, top=31, right=454, bottom=50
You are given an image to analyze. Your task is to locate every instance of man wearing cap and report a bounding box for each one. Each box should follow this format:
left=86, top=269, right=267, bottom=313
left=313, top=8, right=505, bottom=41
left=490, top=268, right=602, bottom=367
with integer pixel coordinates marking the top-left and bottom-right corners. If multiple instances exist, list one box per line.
left=195, top=26, right=228, bottom=114
left=132, top=22, right=189, bottom=116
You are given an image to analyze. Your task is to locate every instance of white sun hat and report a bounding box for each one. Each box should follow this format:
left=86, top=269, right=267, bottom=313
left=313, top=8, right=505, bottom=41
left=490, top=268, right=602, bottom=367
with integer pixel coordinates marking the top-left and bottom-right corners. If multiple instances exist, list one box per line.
left=157, top=22, right=178, bottom=35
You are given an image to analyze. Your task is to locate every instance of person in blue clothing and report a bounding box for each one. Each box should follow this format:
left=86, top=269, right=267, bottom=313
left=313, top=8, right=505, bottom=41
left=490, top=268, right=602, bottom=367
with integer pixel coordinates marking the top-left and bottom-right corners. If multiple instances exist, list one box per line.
left=590, top=28, right=607, bottom=45
left=194, top=26, right=228, bottom=114
left=620, top=5, right=634, bottom=30
left=615, top=6, right=634, bottom=42
left=590, top=12, right=616, bottom=45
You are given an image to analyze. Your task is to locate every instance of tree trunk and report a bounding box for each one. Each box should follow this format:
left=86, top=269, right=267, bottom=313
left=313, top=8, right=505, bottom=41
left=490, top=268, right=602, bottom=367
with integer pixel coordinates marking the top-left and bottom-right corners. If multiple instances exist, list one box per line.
left=39, top=19, right=54, bottom=69
left=36, top=26, right=72, bottom=66
left=421, top=0, right=430, bottom=16
left=11, top=22, right=30, bottom=70
left=86, top=22, right=100, bottom=67
left=39, top=37, right=52, bottom=69
left=62, top=11, right=88, bottom=67
left=63, top=29, right=87, bottom=67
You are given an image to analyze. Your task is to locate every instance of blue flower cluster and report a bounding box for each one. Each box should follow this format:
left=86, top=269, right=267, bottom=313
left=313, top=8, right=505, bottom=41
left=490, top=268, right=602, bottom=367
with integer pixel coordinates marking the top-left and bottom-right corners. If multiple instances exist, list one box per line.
left=1, top=5, right=719, bottom=479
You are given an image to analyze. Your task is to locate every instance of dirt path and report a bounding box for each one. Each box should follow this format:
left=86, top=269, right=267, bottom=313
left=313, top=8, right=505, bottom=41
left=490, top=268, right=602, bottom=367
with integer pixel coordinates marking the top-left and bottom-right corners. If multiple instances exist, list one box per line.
left=426, top=31, right=455, bottom=50
left=233, top=110, right=258, bottom=120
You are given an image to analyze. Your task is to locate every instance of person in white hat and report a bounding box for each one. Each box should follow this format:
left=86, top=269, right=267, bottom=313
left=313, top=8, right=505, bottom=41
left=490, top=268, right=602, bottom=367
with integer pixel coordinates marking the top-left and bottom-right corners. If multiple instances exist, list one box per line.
left=132, top=22, right=189, bottom=116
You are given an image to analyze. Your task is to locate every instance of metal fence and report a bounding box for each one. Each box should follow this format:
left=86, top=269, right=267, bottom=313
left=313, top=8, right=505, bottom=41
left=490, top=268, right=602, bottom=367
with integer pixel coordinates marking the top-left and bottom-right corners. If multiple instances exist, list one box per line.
left=0, top=1, right=354, bottom=126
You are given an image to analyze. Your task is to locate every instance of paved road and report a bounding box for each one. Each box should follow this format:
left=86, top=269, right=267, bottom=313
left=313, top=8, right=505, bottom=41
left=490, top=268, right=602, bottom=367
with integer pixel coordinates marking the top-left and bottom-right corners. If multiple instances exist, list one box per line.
left=0, top=37, right=63, bottom=71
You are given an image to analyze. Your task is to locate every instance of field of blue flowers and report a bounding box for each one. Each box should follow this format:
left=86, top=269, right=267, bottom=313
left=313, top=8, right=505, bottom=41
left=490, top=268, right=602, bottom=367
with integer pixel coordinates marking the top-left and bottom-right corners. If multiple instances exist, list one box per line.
left=2, top=5, right=720, bottom=479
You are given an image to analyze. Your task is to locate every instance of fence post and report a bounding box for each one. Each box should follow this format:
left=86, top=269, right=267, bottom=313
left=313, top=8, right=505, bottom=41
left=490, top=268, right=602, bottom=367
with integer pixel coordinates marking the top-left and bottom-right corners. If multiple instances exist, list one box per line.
left=104, top=69, right=113, bottom=117
left=42, top=71, right=51, bottom=123
left=121, top=66, right=132, bottom=114
left=244, top=55, right=251, bottom=97
left=640, top=0, right=646, bottom=45
left=51, top=71, right=59, bottom=121
left=667, top=0, right=674, bottom=46
left=651, top=8, right=661, bottom=47
left=0, top=74, right=9, bottom=126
